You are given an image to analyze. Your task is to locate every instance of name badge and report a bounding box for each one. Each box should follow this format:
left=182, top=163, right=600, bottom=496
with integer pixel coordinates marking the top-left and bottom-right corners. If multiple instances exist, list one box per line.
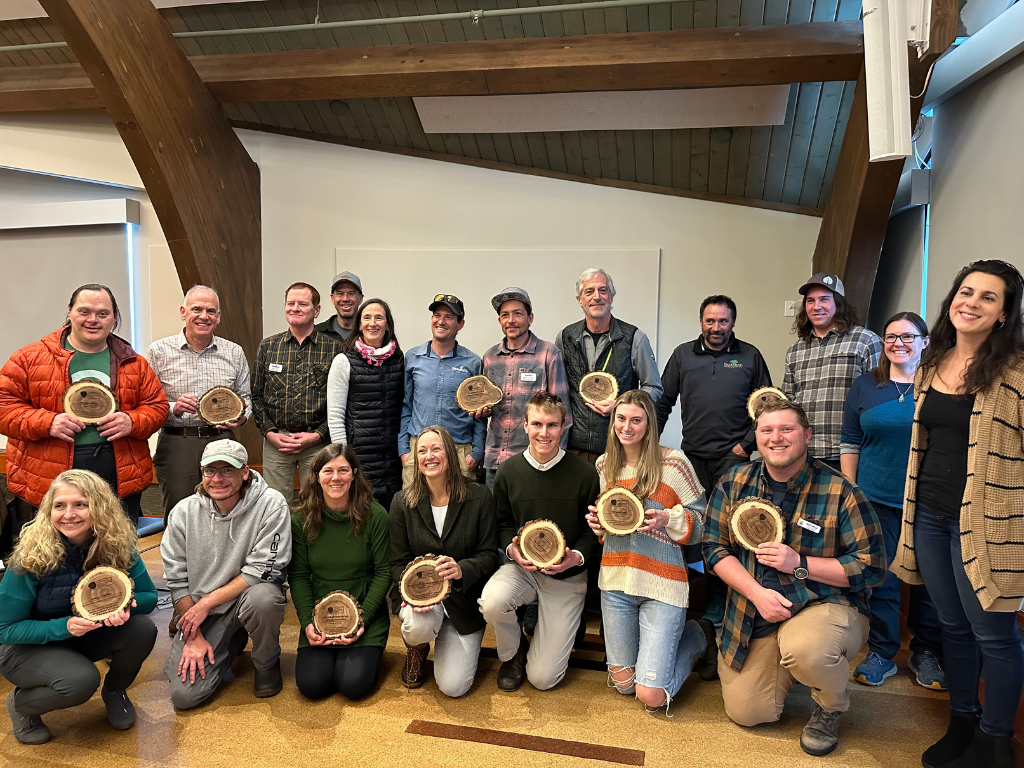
left=797, top=518, right=822, bottom=534
left=520, top=371, right=537, bottom=382
left=268, top=363, right=283, bottom=373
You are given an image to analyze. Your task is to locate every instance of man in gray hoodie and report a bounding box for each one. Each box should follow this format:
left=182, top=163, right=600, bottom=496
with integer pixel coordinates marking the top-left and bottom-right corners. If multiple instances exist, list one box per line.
left=161, top=439, right=292, bottom=709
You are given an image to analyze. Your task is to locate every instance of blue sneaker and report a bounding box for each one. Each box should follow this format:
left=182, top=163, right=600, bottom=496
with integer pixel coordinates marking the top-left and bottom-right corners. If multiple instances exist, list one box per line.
left=909, top=652, right=948, bottom=691
left=854, top=651, right=897, bottom=686
left=701, top=598, right=725, bottom=629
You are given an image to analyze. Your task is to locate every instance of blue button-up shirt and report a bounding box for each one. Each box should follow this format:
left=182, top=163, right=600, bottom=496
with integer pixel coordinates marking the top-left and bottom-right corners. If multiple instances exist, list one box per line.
left=399, top=340, right=486, bottom=463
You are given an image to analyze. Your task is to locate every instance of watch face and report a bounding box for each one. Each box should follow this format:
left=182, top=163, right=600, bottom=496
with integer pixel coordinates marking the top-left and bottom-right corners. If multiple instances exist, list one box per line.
left=794, top=567, right=809, bottom=580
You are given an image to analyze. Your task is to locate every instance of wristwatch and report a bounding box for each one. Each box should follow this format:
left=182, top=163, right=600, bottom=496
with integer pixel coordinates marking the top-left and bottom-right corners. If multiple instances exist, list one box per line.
left=793, top=554, right=809, bottom=581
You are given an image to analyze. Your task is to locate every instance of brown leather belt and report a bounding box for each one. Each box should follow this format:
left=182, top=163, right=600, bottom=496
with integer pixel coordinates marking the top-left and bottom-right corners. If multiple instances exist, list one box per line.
left=162, top=426, right=224, bottom=439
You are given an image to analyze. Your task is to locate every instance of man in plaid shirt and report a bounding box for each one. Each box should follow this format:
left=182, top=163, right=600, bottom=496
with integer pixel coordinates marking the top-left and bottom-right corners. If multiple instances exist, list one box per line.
left=703, top=398, right=884, bottom=757
left=782, top=272, right=882, bottom=470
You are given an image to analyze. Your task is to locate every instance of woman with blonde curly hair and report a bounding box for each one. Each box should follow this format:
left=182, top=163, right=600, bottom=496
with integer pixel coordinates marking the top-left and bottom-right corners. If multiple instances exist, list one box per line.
left=0, top=470, right=157, bottom=745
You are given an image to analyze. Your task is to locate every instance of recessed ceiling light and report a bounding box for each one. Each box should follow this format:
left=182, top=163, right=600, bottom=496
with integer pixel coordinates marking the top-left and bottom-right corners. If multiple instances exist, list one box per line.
left=710, top=127, right=734, bottom=143
left=329, top=100, right=350, bottom=117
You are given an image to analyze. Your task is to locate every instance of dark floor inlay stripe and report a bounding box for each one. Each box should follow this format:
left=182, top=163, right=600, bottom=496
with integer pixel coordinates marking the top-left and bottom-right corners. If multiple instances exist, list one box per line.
left=405, top=720, right=645, bottom=765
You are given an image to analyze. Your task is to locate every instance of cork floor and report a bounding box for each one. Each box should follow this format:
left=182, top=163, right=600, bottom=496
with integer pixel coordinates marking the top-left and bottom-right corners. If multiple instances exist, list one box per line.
left=0, top=531, right=950, bottom=768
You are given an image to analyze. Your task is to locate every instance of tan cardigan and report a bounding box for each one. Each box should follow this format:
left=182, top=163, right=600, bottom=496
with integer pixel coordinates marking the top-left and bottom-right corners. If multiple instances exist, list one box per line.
left=892, top=357, right=1024, bottom=612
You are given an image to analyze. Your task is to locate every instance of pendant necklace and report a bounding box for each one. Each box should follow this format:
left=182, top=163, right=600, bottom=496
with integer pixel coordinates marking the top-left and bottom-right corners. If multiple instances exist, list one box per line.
left=894, top=381, right=912, bottom=403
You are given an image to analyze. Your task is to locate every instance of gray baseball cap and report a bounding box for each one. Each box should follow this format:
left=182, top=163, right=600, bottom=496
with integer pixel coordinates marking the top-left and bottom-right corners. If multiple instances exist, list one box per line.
left=799, top=272, right=845, bottom=297
left=200, top=439, right=248, bottom=468
left=330, top=271, right=363, bottom=293
left=491, top=287, right=532, bottom=314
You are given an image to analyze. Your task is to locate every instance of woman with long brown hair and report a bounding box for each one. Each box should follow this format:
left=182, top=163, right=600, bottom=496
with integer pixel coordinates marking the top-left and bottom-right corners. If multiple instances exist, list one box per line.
left=288, top=444, right=391, bottom=701
left=891, top=260, right=1024, bottom=768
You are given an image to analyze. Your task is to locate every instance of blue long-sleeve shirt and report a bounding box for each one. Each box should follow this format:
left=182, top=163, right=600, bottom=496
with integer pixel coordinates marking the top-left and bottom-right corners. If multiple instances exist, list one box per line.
left=399, top=340, right=486, bottom=463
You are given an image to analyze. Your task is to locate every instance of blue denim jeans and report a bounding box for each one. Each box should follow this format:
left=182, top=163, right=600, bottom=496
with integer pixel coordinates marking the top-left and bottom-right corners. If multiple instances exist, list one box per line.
left=913, top=502, right=1024, bottom=737
left=601, top=589, right=706, bottom=703
left=869, top=502, right=943, bottom=660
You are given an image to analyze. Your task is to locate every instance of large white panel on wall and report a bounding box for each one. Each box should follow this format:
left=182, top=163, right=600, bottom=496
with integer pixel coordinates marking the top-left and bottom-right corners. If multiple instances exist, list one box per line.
left=335, top=248, right=661, bottom=358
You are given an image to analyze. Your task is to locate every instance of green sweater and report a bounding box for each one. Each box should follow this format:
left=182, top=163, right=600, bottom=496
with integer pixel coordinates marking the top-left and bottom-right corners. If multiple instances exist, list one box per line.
left=0, top=553, right=157, bottom=645
left=288, top=502, right=392, bottom=649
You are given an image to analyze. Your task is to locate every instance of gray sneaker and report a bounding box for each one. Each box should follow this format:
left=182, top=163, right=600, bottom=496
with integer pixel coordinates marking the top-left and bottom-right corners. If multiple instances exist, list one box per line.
left=909, top=652, right=948, bottom=691
left=6, top=690, right=51, bottom=745
left=800, top=704, right=841, bottom=756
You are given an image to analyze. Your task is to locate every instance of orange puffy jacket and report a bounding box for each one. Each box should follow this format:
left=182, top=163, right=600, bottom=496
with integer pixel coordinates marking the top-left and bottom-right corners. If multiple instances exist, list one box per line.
left=0, top=327, right=169, bottom=506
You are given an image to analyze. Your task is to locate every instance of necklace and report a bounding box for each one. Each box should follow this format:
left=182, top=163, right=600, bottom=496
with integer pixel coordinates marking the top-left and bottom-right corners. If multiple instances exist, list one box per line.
left=893, top=381, right=912, bottom=403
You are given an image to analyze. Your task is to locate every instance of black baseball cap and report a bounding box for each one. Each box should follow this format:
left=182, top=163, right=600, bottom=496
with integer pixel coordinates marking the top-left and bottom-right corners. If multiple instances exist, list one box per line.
left=798, top=272, right=845, bottom=297
left=429, top=293, right=465, bottom=319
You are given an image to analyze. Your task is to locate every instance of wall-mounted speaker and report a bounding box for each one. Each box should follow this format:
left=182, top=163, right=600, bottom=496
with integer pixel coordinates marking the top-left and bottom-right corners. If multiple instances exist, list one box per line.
left=863, top=0, right=913, bottom=161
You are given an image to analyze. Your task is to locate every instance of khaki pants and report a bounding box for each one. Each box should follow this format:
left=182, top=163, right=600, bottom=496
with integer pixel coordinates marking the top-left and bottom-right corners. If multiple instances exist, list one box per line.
left=153, top=431, right=234, bottom=522
left=260, top=437, right=321, bottom=504
left=402, top=437, right=474, bottom=489
left=719, top=602, right=869, bottom=726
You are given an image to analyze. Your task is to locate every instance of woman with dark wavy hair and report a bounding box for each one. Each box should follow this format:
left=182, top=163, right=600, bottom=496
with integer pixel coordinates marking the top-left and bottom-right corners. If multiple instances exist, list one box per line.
left=288, top=444, right=391, bottom=702
left=891, top=260, right=1024, bottom=768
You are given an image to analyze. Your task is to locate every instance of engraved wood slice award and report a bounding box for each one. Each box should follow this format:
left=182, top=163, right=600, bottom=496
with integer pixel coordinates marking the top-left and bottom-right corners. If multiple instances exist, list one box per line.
left=579, top=371, right=619, bottom=405
left=517, top=519, right=566, bottom=569
left=63, top=380, right=118, bottom=425
left=71, top=566, right=134, bottom=622
left=746, top=386, right=788, bottom=420
left=197, top=386, right=245, bottom=426
left=456, top=375, right=502, bottom=412
left=596, top=486, right=646, bottom=536
left=312, top=590, right=363, bottom=639
left=399, top=554, right=452, bottom=608
left=730, top=498, right=785, bottom=551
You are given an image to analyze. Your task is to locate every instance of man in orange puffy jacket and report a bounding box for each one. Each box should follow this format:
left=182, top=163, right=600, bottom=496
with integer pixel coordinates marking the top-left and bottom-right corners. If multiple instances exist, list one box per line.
left=0, top=284, right=168, bottom=525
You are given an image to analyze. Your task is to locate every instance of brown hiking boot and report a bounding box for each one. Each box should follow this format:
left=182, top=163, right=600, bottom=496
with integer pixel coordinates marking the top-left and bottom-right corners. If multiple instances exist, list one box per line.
left=168, top=604, right=180, bottom=637
left=402, top=642, right=430, bottom=689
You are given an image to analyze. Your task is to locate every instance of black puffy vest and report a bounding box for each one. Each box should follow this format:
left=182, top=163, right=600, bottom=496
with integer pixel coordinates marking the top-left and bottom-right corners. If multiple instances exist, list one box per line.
left=30, top=538, right=87, bottom=621
left=561, top=317, right=639, bottom=453
left=344, top=348, right=405, bottom=500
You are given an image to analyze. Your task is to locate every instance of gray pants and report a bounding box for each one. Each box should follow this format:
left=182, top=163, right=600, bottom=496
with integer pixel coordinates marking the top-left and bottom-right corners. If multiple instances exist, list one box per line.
left=153, top=431, right=233, bottom=521
left=479, top=563, right=587, bottom=691
left=260, top=437, right=321, bottom=503
left=399, top=604, right=484, bottom=698
left=164, top=583, right=286, bottom=710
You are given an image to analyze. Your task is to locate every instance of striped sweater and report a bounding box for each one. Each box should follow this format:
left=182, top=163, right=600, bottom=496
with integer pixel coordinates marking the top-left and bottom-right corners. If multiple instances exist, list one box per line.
left=594, top=449, right=705, bottom=609
left=892, top=357, right=1024, bottom=611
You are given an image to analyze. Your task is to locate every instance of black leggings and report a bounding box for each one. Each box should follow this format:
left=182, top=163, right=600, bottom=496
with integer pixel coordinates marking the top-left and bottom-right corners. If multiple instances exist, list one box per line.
left=73, top=443, right=142, bottom=526
left=295, top=645, right=383, bottom=701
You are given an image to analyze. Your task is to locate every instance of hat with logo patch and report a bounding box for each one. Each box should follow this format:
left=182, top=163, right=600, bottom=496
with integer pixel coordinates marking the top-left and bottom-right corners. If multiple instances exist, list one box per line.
left=491, top=287, right=532, bottom=315
left=330, top=271, right=363, bottom=294
left=200, top=439, right=248, bottom=469
left=429, top=293, right=465, bottom=319
left=798, top=272, right=845, bottom=297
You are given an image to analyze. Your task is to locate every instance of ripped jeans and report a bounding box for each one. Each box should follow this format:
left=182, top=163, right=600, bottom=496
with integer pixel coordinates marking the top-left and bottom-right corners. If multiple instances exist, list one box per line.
left=600, top=589, right=706, bottom=706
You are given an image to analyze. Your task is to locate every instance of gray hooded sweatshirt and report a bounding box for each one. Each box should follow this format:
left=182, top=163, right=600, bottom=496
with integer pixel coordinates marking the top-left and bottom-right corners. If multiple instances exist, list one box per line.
left=161, top=470, right=292, bottom=614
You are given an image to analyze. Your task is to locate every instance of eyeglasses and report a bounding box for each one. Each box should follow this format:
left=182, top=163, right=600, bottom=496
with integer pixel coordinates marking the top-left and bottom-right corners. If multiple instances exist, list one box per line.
left=434, top=294, right=461, bottom=304
left=201, top=466, right=242, bottom=478
left=883, top=333, right=923, bottom=344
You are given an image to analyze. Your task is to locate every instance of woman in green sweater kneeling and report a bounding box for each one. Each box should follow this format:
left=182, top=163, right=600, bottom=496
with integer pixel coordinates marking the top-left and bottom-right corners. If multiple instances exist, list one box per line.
left=289, top=444, right=391, bottom=700
left=0, top=469, right=158, bottom=744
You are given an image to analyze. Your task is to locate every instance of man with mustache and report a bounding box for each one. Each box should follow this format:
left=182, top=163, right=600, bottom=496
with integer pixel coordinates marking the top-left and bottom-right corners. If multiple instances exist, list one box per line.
left=315, top=271, right=363, bottom=342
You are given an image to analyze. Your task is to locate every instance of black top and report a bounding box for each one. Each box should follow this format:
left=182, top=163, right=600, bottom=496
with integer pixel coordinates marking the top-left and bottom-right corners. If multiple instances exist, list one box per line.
left=751, top=473, right=788, bottom=639
left=917, top=389, right=975, bottom=516
left=344, top=348, right=406, bottom=503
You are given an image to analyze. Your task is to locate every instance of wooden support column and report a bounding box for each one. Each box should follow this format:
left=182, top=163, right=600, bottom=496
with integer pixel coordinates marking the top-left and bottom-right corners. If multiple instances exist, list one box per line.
left=811, top=0, right=959, bottom=315
left=39, top=0, right=263, bottom=459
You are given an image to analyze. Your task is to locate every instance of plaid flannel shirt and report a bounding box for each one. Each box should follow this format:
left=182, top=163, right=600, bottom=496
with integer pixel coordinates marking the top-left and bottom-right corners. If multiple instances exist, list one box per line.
left=782, top=326, right=882, bottom=458
left=702, top=458, right=885, bottom=672
left=251, top=329, right=344, bottom=441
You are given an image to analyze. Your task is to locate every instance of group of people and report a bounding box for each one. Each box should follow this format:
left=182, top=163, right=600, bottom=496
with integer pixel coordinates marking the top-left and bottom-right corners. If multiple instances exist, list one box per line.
left=0, top=260, right=1021, bottom=767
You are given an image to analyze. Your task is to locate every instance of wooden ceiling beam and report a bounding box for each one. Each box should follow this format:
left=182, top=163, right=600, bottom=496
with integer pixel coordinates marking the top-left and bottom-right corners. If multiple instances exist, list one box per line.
left=0, top=20, right=864, bottom=112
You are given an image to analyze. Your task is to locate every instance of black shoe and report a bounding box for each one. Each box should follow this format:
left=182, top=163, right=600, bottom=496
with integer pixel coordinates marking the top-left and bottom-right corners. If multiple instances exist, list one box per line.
left=574, top=613, right=589, bottom=648
left=6, top=691, right=51, bottom=745
left=523, top=603, right=539, bottom=636
left=941, top=727, right=1016, bottom=768
left=922, top=712, right=980, bottom=767
left=695, top=618, right=719, bottom=682
left=800, top=704, right=841, bottom=756
left=253, top=659, right=283, bottom=698
left=101, top=688, right=136, bottom=730
left=497, top=634, right=529, bottom=692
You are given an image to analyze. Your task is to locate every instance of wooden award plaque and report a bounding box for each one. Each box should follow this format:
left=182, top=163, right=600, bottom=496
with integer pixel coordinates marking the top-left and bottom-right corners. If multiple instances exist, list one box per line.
left=71, top=566, right=133, bottom=622
left=312, top=590, right=363, bottom=639
left=746, top=386, right=788, bottom=420
left=63, top=381, right=118, bottom=425
left=517, top=519, right=566, bottom=569
left=456, top=375, right=502, bottom=412
left=579, top=371, right=619, bottom=405
left=596, top=486, right=646, bottom=536
left=730, top=497, right=785, bottom=552
left=399, top=554, right=452, bottom=608
left=197, top=386, right=245, bottom=426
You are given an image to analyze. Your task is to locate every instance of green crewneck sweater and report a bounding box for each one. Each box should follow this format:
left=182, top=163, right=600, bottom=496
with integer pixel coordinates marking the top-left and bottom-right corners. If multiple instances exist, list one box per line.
left=288, top=501, right=391, bottom=648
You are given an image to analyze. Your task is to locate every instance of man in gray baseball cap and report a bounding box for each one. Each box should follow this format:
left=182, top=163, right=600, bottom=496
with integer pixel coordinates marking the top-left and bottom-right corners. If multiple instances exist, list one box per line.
left=316, top=270, right=363, bottom=342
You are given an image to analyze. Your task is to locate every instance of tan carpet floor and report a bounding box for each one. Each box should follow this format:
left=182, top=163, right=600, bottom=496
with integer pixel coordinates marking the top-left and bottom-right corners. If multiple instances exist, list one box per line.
left=0, top=532, right=949, bottom=768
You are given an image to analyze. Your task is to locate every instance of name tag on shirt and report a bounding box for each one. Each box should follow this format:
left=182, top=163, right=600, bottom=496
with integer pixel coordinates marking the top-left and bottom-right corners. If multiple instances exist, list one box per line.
left=520, top=371, right=537, bottom=382
left=797, top=518, right=822, bottom=534
left=268, top=363, right=283, bottom=373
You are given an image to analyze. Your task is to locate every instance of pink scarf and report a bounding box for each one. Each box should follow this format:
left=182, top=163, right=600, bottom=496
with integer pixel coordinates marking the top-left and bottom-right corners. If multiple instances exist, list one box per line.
left=355, top=338, right=396, bottom=367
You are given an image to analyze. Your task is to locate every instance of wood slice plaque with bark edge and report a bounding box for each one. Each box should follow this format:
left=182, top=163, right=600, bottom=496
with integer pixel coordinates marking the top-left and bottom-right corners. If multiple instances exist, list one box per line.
left=63, top=380, right=118, bottom=425
left=746, top=386, right=789, bottom=421
left=399, top=554, right=452, bottom=608
left=197, top=386, right=245, bottom=426
left=312, top=590, right=363, bottom=639
left=71, top=566, right=134, bottom=622
left=596, top=486, right=646, bottom=536
left=456, top=375, right=502, bottom=412
left=579, top=371, right=619, bottom=405
left=730, top=497, right=785, bottom=552
left=517, top=519, right=566, bottom=570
